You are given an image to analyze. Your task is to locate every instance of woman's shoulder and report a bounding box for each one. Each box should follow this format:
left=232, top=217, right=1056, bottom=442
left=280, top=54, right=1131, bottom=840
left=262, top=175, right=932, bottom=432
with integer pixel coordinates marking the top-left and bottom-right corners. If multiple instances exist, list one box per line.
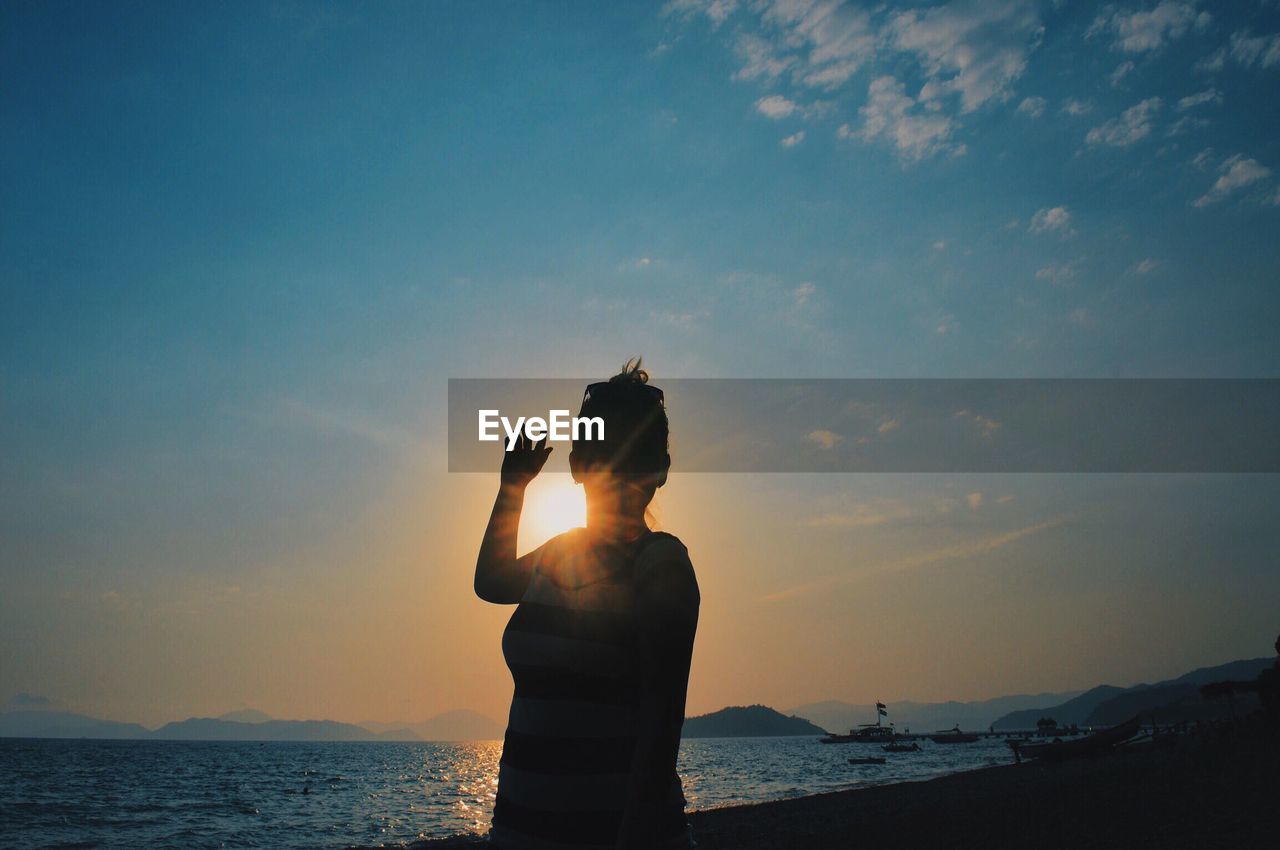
left=636, top=532, right=699, bottom=607
left=639, top=530, right=693, bottom=565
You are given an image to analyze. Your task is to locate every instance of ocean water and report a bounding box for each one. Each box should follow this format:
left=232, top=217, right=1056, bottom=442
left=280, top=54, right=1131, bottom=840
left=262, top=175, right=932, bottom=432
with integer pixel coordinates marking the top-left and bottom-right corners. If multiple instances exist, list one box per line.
left=0, top=735, right=1015, bottom=849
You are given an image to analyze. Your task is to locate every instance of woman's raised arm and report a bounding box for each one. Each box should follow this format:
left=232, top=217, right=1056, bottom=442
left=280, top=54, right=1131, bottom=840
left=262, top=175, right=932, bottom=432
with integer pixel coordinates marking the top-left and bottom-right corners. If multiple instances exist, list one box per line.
left=474, top=435, right=552, bottom=604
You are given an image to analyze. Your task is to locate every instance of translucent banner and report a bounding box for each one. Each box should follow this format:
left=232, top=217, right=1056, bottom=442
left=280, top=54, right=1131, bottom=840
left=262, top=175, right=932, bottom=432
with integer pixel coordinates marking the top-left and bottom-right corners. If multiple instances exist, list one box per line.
left=448, top=379, right=1280, bottom=473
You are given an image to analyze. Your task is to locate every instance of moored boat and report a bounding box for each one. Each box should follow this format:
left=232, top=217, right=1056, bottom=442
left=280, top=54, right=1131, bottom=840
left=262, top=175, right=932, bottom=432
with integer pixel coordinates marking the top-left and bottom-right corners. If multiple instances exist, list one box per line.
left=821, top=724, right=898, bottom=744
left=847, top=756, right=887, bottom=765
left=929, top=725, right=980, bottom=744
left=882, top=742, right=921, bottom=752
left=1008, top=715, right=1141, bottom=762
left=820, top=701, right=899, bottom=744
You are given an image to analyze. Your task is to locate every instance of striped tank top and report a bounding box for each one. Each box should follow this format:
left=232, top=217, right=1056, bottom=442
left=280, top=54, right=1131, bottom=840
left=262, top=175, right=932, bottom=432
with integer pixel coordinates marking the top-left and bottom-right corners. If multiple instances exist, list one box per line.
left=490, top=528, right=699, bottom=850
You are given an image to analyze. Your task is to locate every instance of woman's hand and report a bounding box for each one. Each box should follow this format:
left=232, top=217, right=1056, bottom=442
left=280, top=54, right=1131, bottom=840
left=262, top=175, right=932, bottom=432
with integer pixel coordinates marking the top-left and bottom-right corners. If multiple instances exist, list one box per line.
left=501, top=434, right=553, bottom=488
left=475, top=435, right=552, bottom=604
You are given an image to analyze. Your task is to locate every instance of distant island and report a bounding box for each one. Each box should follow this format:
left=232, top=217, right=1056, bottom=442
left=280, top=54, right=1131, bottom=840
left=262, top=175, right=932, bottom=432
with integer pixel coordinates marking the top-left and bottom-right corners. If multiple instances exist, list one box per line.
left=682, top=705, right=827, bottom=738
left=0, top=706, right=504, bottom=743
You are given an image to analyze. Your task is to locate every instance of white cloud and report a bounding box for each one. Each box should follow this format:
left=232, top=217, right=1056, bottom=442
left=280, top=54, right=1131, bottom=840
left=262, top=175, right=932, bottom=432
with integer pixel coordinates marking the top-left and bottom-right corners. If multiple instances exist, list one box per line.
left=780, top=130, right=806, bottom=148
left=1035, top=262, right=1076, bottom=282
left=852, top=75, right=959, bottom=162
left=887, top=0, right=1043, bottom=114
left=1086, top=97, right=1162, bottom=146
left=1230, top=30, right=1280, bottom=69
left=1194, top=155, right=1273, bottom=207
left=1029, top=205, right=1073, bottom=235
left=756, top=94, right=800, bottom=119
left=733, top=33, right=793, bottom=81
left=806, top=429, right=843, bottom=450
left=675, top=0, right=1043, bottom=161
left=1090, top=2, right=1207, bottom=53
left=1110, top=60, right=1136, bottom=87
left=1017, top=96, right=1046, bottom=117
left=662, top=0, right=738, bottom=28
left=1194, top=46, right=1226, bottom=73
left=954, top=408, right=1001, bottom=437
left=1192, top=147, right=1215, bottom=169
left=1271, top=187, right=1280, bottom=207
left=932, top=240, right=948, bottom=251
left=1135, top=258, right=1159, bottom=274
left=1166, top=115, right=1207, bottom=137
left=760, top=0, right=877, bottom=90
left=792, top=282, right=817, bottom=305
left=1061, top=98, right=1093, bottom=116
left=1176, top=88, right=1222, bottom=111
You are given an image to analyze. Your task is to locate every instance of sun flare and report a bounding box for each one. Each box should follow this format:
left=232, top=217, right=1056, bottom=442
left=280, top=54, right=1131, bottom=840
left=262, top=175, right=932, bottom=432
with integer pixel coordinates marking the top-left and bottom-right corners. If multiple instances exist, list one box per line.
left=521, top=476, right=586, bottom=547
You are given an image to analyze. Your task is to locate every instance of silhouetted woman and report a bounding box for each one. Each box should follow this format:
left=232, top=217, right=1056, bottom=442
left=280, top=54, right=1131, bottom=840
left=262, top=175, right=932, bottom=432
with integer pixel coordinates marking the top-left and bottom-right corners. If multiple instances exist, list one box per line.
left=475, top=360, right=698, bottom=850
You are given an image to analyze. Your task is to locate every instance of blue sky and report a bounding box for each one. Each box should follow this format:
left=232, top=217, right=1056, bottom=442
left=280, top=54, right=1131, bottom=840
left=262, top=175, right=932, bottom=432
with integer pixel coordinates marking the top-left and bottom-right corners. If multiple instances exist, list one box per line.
left=2, top=1, right=1279, bottom=725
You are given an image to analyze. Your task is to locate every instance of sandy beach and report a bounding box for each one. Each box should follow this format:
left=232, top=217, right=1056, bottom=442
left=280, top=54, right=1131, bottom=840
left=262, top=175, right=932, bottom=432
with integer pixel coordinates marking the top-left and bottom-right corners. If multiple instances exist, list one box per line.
left=402, top=722, right=1279, bottom=850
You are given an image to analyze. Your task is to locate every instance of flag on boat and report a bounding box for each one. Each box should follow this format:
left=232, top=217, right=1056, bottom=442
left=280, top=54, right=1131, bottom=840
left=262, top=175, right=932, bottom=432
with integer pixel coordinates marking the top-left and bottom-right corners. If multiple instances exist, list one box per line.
left=876, top=702, right=887, bottom=716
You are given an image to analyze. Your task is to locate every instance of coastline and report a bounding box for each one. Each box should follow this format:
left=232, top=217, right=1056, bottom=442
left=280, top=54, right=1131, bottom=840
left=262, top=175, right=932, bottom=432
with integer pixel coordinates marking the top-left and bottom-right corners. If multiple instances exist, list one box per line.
left=400, top=722, right=1278, bottom=850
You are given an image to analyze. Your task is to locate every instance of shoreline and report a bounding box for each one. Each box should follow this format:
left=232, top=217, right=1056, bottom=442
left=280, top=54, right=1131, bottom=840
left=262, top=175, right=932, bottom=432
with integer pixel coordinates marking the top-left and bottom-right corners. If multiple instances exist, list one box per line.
left=400, top=721, right=1278, bottom=850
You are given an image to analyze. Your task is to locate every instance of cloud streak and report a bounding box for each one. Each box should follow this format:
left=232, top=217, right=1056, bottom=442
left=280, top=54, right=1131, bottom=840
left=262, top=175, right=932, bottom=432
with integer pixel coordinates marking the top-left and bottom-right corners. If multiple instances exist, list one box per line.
left=1029, top=206, right=1073, bottom=235
left=762, top=516, right=1069, bottom=602
left=1086, top=97, right=1162, bottom=146
left=847, top=76, right=960, bottom=162
left=671, top=0, right=1043, bottom=162
left=1194, top=155, right=1273, bottom=207
left=1089, top=1, right=1208, bottom=53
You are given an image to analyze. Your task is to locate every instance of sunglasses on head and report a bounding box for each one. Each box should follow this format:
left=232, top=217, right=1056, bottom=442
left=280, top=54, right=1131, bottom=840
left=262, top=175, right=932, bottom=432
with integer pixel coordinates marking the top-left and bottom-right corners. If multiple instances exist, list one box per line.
left=582, top=381, right=665, bottom=407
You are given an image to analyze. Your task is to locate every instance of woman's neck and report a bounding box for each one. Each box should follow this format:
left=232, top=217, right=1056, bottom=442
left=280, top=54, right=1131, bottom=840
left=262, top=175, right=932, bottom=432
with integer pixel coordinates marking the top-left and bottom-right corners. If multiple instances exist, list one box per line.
left=584, top=497, right=649, bottom=542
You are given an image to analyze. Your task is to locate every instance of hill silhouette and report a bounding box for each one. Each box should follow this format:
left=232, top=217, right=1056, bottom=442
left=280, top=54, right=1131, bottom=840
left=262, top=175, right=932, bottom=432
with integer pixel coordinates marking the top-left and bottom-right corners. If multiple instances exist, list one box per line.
left=993, top=657, right=1273, bottom=728
left=217, top=708, right=273, bottom=724
left=0, top=710, right=149, bottom=739
left=362, top=709, right=504, bottom=741
left=148, top=717, right=417, bottom=741
left=683, top=705, right=827, bottom=738
left=992, top=685, right=1126, bottom=729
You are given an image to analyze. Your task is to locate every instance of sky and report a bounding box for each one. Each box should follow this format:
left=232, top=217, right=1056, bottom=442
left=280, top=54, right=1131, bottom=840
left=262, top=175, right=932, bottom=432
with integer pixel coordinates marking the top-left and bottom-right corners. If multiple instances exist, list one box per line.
left=2, top=0, right=1279, bottom=729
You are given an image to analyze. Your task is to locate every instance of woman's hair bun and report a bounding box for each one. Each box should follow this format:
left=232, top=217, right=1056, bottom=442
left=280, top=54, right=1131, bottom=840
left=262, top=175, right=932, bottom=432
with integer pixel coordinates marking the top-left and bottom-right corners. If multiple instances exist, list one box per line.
left=609, top=357, right=649, bottom=386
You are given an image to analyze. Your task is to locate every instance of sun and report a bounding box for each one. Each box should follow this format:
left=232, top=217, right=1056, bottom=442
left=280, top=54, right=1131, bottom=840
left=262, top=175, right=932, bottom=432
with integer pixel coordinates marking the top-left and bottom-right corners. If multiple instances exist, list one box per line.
left=520, top=475, right=586, bottom=548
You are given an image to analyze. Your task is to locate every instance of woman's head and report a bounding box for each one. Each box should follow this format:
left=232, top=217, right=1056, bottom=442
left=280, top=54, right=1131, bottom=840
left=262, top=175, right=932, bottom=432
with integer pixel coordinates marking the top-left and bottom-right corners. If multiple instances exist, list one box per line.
left=569, top=358, right=670, bottom=508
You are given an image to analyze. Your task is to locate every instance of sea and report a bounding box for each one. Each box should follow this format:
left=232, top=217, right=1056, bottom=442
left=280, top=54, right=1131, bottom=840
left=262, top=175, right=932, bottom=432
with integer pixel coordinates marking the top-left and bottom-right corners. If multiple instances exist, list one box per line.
left=0, top=735, right=1016, bottom=849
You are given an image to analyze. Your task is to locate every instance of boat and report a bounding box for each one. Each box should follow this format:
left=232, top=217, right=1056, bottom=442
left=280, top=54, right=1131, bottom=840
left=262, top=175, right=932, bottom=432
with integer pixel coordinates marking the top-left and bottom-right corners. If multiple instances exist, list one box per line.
left=882, top=741, right=921, bottom=752
left=821, top=724, right=899, bottom=744
left=847, top=756, right=887, bottom=765
left=1008, top=715, right=1141, bottom=762
left=820, top=702, right=899, bottom=744
left=929, top=725, right=980, bottom=744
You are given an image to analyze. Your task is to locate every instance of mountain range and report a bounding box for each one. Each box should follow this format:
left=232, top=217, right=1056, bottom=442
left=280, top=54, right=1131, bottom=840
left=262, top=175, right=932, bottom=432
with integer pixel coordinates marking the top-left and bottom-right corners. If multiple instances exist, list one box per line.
left=990, top=656, right=1272, bottom=729
left=0, top=706, right=504, bottom=742
left=786, top=656, right=1273, bottom=734
left=5, top=654, right=1271, bottom=742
